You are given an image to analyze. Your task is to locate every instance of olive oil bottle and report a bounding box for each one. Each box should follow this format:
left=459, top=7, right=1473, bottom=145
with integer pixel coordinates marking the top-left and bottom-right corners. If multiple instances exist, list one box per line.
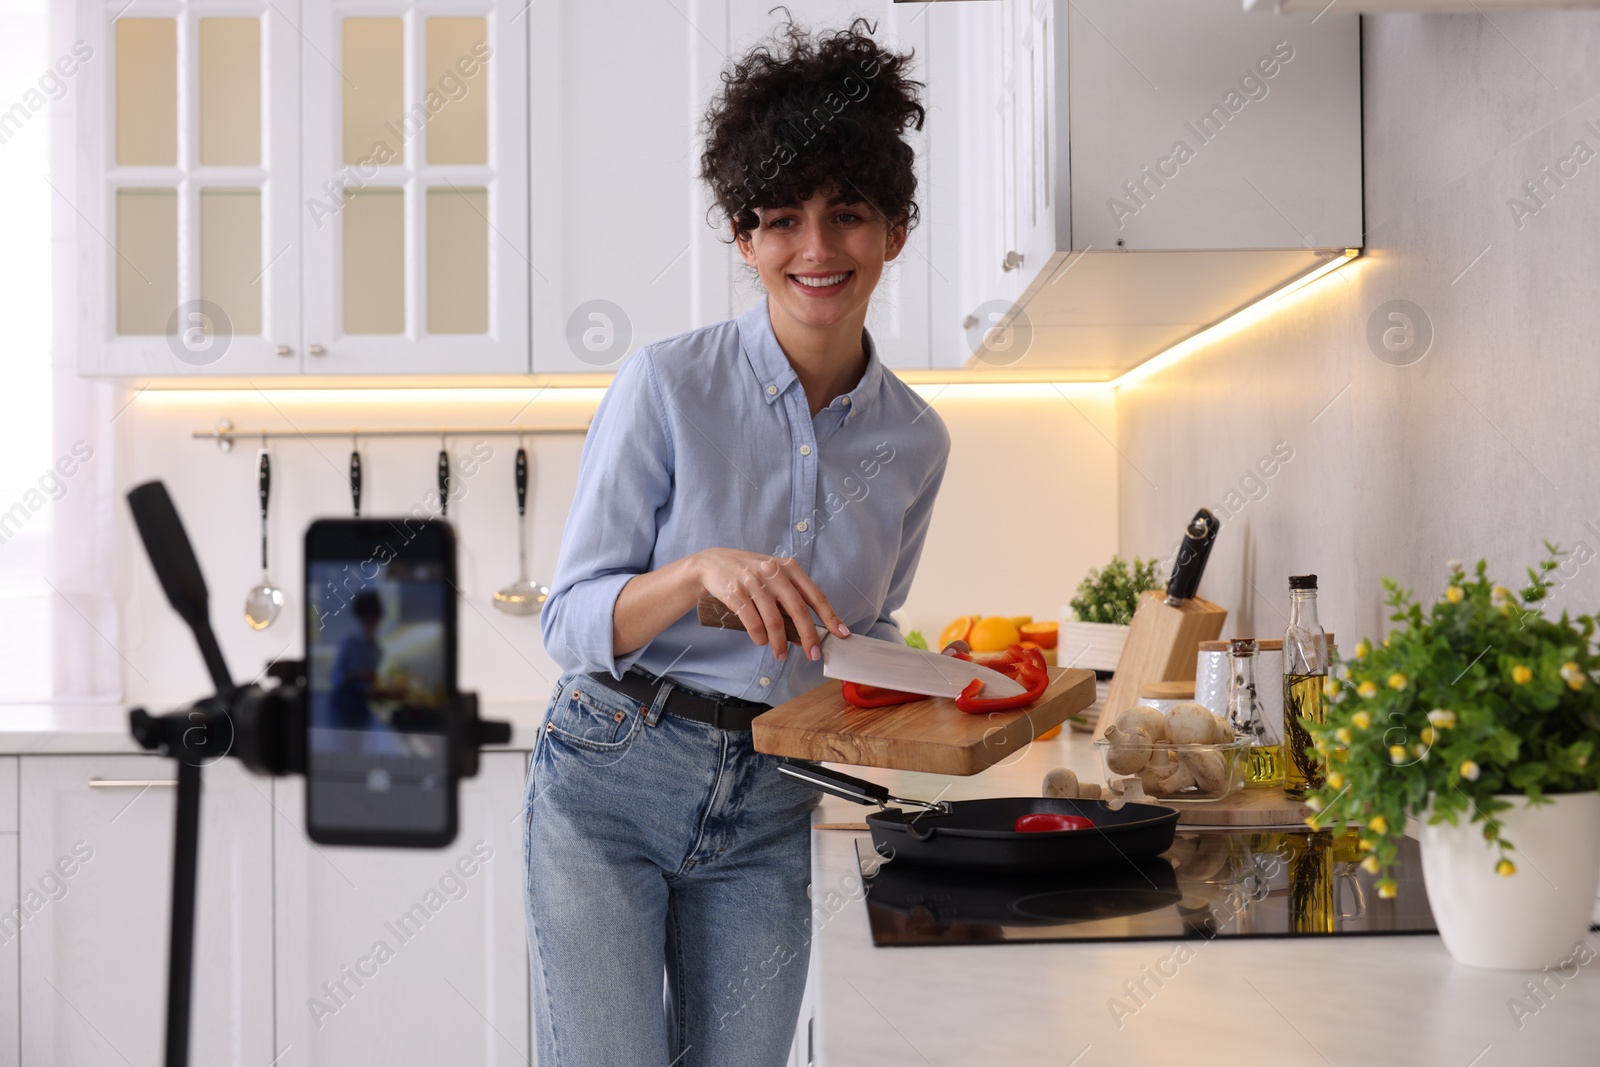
left=1227, top=639, right=1284, bottom=787
left=1283, top=575, right=1329, bottom=798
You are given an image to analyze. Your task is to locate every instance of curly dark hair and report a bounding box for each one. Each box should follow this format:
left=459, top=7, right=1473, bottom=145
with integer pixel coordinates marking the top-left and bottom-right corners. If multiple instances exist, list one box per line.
left=699, top=13, right=925, bottom=243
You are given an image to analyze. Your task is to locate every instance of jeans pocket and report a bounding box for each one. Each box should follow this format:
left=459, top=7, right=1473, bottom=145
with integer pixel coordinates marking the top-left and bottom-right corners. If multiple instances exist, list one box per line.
left=544, top=675, right=647, bottom=754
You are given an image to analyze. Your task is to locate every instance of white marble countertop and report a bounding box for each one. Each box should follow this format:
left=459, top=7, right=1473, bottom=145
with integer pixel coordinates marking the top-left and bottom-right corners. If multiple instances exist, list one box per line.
left=807, top=729, right=1600, bottom=1067
left=0, top=699, right=547, bottom=755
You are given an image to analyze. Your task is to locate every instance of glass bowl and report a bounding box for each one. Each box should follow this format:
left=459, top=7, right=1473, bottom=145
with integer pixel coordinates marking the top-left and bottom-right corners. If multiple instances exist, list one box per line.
left=1093, top=736, right=1250, bottom=803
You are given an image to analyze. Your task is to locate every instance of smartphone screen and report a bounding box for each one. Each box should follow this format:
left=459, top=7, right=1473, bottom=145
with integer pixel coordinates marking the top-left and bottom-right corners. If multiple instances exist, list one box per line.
left=304, top=519, right=456, bottom=847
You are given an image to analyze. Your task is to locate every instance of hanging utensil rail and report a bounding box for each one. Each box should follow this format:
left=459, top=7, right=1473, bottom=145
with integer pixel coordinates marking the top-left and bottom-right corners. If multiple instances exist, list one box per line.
left=193, top=419, right=590, bottom=452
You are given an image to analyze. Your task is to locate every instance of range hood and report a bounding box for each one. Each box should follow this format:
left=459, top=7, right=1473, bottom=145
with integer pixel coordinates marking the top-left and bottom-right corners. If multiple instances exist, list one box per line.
left=931, top=0, right=1364, bottom=380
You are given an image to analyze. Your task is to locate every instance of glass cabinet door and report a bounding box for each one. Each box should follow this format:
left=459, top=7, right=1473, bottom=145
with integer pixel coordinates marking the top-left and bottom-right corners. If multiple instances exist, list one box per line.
left=79, top=0, right=301, bottom=375
left=300, top=1, right=528, bottom=374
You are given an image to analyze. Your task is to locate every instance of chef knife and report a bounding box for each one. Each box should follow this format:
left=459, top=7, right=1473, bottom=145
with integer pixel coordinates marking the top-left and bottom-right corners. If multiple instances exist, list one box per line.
left=1164, top=507, right=1219, bottom=605
left=695, top=595, right=1028, bottom=699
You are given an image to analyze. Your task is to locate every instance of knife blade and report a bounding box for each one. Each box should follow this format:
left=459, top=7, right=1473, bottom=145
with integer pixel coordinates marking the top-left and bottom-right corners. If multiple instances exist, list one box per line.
left=695, top=596, right=1028, bottom=699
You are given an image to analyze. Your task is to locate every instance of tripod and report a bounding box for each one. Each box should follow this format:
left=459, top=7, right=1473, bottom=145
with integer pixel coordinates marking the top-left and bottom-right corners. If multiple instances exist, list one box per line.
left=124, top=481, right=508, bottom=1067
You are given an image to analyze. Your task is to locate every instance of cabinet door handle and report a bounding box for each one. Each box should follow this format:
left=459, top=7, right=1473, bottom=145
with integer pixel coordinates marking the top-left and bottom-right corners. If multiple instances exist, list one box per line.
left=276, top=345, right=293, bottom=357
left=309, top=344, right=326, bottom=357
left=1001, top=250, right=1024, bottom=272
left=89, top=778, right=177, bottom=788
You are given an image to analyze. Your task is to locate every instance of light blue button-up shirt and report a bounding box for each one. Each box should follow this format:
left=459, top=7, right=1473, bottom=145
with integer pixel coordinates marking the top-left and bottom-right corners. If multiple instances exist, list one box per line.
left=540, top=297, right=951, bottom=707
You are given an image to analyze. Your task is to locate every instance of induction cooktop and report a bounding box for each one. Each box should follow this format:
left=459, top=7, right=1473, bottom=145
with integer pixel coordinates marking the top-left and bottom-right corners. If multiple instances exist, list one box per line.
left=858, top=828, right=1440, bottom=948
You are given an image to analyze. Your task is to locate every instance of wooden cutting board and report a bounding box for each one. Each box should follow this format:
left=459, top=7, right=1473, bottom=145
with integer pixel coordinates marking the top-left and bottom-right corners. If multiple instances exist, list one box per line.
left=751, top=668, right=1096, bottom=776
left=1174, top=787, right=1313, bottom=827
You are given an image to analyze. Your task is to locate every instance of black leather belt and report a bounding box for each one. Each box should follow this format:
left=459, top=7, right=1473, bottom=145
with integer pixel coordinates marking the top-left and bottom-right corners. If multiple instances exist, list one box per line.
left=586, top=668, right=769, bottom=731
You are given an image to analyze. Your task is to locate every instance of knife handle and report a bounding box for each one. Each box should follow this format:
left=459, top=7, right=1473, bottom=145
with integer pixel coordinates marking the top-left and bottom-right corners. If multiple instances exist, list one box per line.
left=1165, top=507, right=1219, bottom=603
left=696, top=595, right=805, bottom=645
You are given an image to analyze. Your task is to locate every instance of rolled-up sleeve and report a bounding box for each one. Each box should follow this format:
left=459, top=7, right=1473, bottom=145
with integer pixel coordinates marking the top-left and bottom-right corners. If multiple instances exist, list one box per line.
left=539, top=352, right=674, bottom=678
left=863, top=425, right=951, bottom=646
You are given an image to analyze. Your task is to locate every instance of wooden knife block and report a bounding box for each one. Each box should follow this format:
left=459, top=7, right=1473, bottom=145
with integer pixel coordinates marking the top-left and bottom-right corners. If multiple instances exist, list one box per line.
left=1092, top=590, right=1227, bottom=741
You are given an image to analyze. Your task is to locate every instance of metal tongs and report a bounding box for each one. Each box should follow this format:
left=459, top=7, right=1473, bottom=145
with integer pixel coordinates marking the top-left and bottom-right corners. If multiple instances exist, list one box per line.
left=779, top=761, right=953, bottom=816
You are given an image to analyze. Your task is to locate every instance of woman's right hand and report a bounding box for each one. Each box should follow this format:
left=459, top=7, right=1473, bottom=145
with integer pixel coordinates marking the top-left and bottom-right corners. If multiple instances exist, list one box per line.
left=691, top=548, right=850, bottom=664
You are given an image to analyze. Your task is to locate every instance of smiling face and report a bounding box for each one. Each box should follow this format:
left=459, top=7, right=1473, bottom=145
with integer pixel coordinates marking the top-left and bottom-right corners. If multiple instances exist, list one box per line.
left=733, top=185, right=907, bottom=336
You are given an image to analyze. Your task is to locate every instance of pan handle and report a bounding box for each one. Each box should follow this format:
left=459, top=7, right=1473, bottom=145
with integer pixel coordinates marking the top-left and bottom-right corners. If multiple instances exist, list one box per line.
left=778, top=761, right=951, bottom=815
left=779, top=761, right=888, bottom=806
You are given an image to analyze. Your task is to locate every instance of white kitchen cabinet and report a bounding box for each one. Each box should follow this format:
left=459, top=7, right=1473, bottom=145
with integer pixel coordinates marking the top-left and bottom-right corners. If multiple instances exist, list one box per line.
left=75, top=0, right=529, bottom=377
left=18, top=755, right=275, bottom=1066
left=526, top=0, right=736, bottom=374
left=932, top=0, right=1363, bottom=376
left=272, top=750, right=531, bottom=1066
left=300, top=0, right=528, bottom=375
left=0, top=757, right=17, bottom=1067
left=525, top=0, right=942, bottom=375
left=0, top=831, right=16, bottom=1067
left=75, top=0, right=304, bottom=376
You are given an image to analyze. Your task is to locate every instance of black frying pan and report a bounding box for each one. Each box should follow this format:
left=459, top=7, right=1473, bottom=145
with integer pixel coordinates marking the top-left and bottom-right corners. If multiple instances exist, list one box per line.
left=781, top=762, right=1180, bottom=873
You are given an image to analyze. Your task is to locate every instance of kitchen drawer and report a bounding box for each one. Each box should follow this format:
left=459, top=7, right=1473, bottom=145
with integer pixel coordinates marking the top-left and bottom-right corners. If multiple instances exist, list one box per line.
left=20, top=754, right=273, bottom=1065
left=1, top=831, right=17, bottom=1067
left=0, top=757, right=15, bottom=831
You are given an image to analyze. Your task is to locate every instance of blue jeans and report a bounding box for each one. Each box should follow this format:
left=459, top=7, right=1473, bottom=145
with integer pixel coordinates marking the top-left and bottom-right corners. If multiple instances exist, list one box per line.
left=523, top=672, right=819, bottom=1067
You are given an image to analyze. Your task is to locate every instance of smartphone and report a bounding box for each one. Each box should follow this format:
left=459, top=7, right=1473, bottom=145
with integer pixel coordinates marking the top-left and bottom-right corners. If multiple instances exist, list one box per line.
left=304, top=518, right=457, bottom=847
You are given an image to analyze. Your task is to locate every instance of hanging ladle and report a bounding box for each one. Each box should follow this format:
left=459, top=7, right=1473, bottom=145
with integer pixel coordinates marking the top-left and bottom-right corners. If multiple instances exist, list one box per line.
left=494, top=444, right=548, bottom=616
left=350, top=436, right=362, bottom=516
left=244, top=447, right=284, bottom=629
left=437, top=441, right=450, bottom=517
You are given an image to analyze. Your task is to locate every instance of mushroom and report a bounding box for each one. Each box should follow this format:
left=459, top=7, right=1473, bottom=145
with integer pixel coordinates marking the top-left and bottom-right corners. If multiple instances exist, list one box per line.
left=1209, top=713, right=1236, bottom=744
left=1042, top=767, right=1079, bottom=799
left=1115, top=705, right=1167, bottom=742
left=1166, top=704, right=1219, bottom=746
left=1137, top=749, right=1176, bottom=794
left=1104, top=777, right=1159, bottom=810
left=1179, top=748, right=1229, bottom=794
left=1042, top=767, right=1105, bottom=801
left=1157, top=761, right=1196, bottom=794
left=1104, top=724, right=1154, bottom=774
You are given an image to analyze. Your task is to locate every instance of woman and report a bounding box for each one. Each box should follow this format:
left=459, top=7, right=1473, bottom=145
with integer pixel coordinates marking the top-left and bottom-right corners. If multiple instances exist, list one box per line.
left=525, top=19, right=948, bottom=1067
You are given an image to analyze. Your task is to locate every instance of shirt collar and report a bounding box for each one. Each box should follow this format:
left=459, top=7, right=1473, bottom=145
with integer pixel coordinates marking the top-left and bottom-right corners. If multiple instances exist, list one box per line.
left=738, top=296, right=885, bottom=416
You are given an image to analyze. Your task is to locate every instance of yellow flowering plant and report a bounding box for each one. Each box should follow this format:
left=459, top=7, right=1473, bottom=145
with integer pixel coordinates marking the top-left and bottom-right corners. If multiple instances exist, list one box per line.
left=1305, top=547, right=1600, bottom=894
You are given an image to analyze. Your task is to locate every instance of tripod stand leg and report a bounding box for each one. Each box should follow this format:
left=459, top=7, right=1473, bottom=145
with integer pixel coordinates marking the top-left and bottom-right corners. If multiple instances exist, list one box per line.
left=165, top=759, right=201, bottom=1067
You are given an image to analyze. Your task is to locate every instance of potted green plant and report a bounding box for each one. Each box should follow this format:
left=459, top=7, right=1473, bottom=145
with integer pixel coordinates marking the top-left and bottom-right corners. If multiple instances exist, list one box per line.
left=1304, top=548, right=1600, bottom=970
left=1060, top=555, right=1164, bottom=672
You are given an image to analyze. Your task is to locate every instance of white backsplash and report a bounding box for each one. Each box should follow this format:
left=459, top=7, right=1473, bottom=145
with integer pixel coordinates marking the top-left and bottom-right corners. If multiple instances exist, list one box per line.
left=113, top=384, right=1118, bottom=706
left=1117, top=11, right=1600, bottom=650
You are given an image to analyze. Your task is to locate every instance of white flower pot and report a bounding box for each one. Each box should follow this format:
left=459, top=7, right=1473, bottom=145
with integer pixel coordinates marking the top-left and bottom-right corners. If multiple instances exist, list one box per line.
left=1058, top=619, right=1130, bottom=673
left=1419, top=791, right=1600, bottom=970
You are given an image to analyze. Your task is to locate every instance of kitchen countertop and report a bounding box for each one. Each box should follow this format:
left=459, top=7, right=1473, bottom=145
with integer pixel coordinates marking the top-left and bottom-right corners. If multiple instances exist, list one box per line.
left=8, top=702, right=1598, bottom=1064
left=0, top=699, right=549, bottom=755
left=806, top=730, right=1600, bottom=1067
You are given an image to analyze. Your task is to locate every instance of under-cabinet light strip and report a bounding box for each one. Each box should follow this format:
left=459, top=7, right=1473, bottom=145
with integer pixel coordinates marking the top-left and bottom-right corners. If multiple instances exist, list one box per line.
left=142, top=249, right=1359, bottom=403
left=192, top=425, right=590, bottom=445
left=1110, top=248, right=1361, bottom=389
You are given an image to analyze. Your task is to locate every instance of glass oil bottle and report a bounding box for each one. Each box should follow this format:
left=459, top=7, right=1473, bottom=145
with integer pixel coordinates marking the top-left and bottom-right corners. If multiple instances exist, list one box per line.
left=1283, top=574, right=1329, bottom=798
left=1227, top=638, right=1284, bottom=788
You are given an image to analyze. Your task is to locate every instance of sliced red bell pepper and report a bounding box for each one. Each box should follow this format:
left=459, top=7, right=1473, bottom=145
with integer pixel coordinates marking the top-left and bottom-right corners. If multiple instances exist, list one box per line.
left=1014, top=813, right=1095, bottom=833
left=954, top=643, right=1050, bottom=714
left=841, top=681, right=923, bottom=708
